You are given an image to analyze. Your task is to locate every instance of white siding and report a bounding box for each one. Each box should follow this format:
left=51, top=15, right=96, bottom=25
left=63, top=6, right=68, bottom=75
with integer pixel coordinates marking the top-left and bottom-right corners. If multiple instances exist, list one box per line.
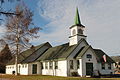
left=6, top=64, right=29, bottom=75
left=28, top=62, right=41, bottom=75
left=42, top=60, right=67, bottom=76
left=69, top=26, right=86, bottom=46
left=98, top=63, right=114, bottom=74
left=6, top=65, right=16, bottom=74
left=19, top=64, right=28, bottom=75
left=79, top=48, right=98, bottom=77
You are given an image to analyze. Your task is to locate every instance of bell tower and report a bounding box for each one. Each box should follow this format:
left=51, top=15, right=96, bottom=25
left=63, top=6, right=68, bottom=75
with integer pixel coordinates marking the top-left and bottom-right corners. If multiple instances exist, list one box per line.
left=69, top=8, right=86, bottom=46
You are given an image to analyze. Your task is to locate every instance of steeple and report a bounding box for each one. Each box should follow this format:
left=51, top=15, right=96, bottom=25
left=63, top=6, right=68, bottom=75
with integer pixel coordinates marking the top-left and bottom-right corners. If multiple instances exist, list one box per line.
left=69, top=8, right=86, bottom=46
left=74, top=7, right=81, bottom=25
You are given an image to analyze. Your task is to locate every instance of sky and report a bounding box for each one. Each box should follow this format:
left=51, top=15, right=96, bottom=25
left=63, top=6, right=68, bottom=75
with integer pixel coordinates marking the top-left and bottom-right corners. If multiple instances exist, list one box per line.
left=0, top=0, right=120, bottom=56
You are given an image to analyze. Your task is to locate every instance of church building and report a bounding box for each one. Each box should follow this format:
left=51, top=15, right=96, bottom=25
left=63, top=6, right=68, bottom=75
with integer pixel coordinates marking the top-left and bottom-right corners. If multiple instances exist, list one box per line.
left=6, top=8, right=115, bottom=77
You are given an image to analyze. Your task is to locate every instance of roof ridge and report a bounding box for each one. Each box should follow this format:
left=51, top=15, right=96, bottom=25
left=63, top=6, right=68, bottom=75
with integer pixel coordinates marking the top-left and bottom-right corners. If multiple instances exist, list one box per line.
left=21, top=42, right=49, bottom=63
left=51, top=44, right=69, bottom=60
left=66, top=39, right=85, bottom=59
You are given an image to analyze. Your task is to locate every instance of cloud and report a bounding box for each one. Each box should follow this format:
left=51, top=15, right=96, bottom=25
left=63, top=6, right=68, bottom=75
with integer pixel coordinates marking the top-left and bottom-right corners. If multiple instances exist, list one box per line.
left=34, top=0, right=120, bottom=55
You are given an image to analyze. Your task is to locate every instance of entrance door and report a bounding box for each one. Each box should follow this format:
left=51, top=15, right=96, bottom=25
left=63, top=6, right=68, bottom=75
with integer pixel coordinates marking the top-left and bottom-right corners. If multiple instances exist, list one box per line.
left=86, top=63, right=93, bottom=76
left=32, top=64, right=37, bottom=74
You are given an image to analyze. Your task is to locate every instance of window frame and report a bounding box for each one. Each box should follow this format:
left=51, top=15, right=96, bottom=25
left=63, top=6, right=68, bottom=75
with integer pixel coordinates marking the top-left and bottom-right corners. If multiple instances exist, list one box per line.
left=72, top=29, right=76, bottom=35
left=77, top=60, right=80, bottom=69
left=49, top=61, right=53, bottom=69
left=70, top=60, right=74, bottom=69
left=78, top=29, right=83, bottom=34
left=86, top=54, right=92, bottom=58
left=45, top=62, right=48, bottom=69
left=54, top=61, right=58, bottom=69
left=108, top=63, right=111, bottom=70
left=41, top=62, right=43, bottom=69
left=101, top=63, right=105, bottom=70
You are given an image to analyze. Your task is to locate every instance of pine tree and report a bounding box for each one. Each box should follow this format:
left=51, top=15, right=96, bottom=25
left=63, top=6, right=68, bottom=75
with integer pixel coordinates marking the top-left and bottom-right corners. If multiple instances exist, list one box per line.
left=0, top=44, right=12, bottom=73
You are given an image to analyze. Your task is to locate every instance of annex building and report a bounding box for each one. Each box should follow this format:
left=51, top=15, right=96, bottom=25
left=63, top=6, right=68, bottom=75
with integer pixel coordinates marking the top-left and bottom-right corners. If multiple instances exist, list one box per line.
left=6, top=8, right=115, bottom=77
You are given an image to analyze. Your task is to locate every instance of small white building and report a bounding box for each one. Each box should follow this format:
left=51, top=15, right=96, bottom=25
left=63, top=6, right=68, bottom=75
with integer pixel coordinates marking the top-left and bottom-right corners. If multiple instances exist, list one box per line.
left=6, top=8, right=115, bottom=77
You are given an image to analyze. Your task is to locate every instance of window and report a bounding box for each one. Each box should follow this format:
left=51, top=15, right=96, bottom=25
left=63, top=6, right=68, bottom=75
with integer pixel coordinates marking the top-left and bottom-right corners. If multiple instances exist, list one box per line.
left=86, top=54, right=92, bottom=58
left=77, top=60, right=80, bottom=69
left=108, top=63, right=111, bottom=69
left=22, top=65, right=24, bottom=68
left=25, top=64, right=27, bottom=68
left=32, top=64, right=37, bottom=74
left=72, top=29, right=76, bottom=35
left=55, top=61, right=58, bottom=69
left=78, top=29, right=83, bottom=34
left=41, top=62, right=43, bottom=69
left=45, top=62, right=48, bottom=69
left=70, top=60, right=74, bottom=69
left=101, top=63, right=105, bottom=69
left=49, top=62, right=53, bottom=69
left=19, top=65, right=21, bottom=68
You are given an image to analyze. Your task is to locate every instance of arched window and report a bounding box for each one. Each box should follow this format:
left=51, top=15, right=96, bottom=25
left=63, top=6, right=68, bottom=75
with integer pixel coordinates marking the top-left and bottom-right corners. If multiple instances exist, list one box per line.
left=72, top=29, right=76, bottom=35
left=78, top=29, right=83, bottom=34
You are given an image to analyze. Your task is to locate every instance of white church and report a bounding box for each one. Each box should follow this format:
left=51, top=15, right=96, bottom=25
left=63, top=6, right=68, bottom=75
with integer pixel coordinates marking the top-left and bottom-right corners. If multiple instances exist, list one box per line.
left=6, top=8, right=115, bottom=77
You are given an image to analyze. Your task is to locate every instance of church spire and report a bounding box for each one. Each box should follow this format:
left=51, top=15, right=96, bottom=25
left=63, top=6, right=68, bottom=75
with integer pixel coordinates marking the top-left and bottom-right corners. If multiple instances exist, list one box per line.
left=74, top=7, right=81, bottom=25
left=69, top=7, right=86, bottom=46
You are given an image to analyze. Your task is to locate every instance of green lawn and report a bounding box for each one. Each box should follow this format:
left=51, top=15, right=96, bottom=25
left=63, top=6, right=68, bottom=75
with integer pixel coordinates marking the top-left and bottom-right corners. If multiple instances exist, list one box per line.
left=0, top=75, right=120, bottom=80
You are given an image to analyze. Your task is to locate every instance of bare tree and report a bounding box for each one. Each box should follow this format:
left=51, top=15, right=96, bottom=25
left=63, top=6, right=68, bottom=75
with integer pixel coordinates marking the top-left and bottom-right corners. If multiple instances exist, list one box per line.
left=0, top=0, right=20, bottom=17
left=3, top=4, right=40, bottom=75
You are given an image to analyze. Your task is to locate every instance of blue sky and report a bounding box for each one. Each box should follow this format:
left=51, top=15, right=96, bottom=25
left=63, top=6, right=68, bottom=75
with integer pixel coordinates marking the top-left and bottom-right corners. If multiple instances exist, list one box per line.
left=0, top=0, right=120, bottom=56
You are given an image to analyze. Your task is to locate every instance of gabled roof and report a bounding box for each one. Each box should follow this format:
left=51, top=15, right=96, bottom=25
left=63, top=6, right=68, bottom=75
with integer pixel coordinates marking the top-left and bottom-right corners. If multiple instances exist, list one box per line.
left=7, top=42, right=52, bottom=65
left=94, top=49, right=115, bottom=63
left=75, top=46, right=114, bottom=63
left=37, top=43, right=77, bottom=61
left=22, top=42, right=52, bottom=63
left=111, top=56, right=120, bottom=62
left=37, top=39, right=88, bottom=61
left=75, top=45, right=90, bottom=59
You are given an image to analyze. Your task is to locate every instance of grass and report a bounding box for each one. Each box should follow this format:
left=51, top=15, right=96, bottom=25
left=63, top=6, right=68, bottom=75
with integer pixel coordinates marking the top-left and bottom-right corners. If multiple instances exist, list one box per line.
left=0, top=75, right=120, bottom=80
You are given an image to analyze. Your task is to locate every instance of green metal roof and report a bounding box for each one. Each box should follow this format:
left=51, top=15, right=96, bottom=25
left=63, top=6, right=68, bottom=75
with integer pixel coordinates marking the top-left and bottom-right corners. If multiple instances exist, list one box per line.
left=75, top=45, right=90, bottom=59
left=94, top=49, right=115, bottom=63
left=7, top=42, right=51, bottom=65
left=74, top=7, right=81, bottom=25
left=111, top=56, right=120, bottom=62
left=22, top=42, right=52, bottom=63
left=7, top=39, right=114, bottom=65
left=75, top=46, right=114, bottom=63
left=37, top=43, right=77, bottom=61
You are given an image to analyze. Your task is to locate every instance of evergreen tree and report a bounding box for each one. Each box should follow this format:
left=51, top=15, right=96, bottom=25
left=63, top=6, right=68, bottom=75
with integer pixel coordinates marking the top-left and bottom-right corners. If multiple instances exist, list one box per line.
left=0, top=44, right=12, bottom=73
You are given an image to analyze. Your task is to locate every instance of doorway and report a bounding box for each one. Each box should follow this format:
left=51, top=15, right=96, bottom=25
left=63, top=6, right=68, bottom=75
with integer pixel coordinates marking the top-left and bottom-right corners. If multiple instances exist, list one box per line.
left=86, top=63, right=93, bottom=76
left=32, top=64, right=37, bottom=74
